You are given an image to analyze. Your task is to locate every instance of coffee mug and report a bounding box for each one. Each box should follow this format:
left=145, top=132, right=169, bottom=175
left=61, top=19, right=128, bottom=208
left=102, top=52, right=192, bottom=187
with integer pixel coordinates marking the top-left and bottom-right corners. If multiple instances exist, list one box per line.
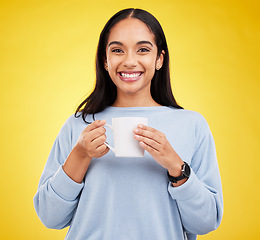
left=104, top=117, right=148, bottom=157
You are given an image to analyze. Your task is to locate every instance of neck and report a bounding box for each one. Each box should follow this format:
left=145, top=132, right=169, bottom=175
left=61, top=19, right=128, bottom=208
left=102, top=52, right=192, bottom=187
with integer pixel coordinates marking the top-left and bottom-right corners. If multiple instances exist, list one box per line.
left=112, top=91, right=161, bottom=108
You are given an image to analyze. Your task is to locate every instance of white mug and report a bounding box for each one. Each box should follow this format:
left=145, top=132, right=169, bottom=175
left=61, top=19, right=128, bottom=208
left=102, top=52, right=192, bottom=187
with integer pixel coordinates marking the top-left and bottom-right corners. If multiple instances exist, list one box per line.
left=104, top=117, right=148, bottom=157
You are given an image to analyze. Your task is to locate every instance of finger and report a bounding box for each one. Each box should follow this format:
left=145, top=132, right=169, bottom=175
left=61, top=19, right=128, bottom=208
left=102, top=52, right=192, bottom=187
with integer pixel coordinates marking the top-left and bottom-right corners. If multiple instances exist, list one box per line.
left=139, top=141, right=159, bottom=156
left=99, top=144, right=110, bottom=156
left=85, top=120, right=106, bottom=132
left=134, top=134, right=161, bottom=151
left=93, top=144, right=109, bottom=158
left=137, top=124, right=158, bottom=133
left=133, top=128, right=161, bottom=144
left=89, top=127, right=106, bottom=142
left=92, top=134, right=107, bottom=147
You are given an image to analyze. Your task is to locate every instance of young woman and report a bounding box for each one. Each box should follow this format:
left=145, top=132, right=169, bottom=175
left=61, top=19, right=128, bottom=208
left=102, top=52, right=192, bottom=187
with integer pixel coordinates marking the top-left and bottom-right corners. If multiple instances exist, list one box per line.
left=34, top=8, right=223, bottom=240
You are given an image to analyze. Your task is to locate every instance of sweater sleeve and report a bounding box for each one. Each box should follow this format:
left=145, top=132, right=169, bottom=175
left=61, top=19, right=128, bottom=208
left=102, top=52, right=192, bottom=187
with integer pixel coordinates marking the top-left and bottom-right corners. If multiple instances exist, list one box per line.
left=168, top=115, right=223, bottom=235
left=33, top=123, right=84, bottom=229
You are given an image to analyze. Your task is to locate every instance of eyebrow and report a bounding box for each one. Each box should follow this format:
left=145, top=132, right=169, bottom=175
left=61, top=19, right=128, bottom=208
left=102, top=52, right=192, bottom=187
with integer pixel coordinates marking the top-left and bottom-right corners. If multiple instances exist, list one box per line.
left=108, top=40, right=154, bottom=47
left=137, top=41, right=153, bottom=47
left=108, top=41, right=123, bottom=47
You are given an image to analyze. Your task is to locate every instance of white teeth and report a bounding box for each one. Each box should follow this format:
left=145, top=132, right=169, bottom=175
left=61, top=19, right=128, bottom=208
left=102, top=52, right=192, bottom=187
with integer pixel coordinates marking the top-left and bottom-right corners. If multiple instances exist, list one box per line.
left=121, top=73, right=141, bottom=78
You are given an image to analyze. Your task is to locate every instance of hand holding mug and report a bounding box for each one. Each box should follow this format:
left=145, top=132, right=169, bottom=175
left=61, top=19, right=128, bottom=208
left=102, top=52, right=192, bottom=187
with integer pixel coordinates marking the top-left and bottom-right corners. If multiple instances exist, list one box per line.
left=74, top=120, right=109, bottom=159
left=134, top=125, right=184, bottom=175
left=63, top=120, right=109, bottom=183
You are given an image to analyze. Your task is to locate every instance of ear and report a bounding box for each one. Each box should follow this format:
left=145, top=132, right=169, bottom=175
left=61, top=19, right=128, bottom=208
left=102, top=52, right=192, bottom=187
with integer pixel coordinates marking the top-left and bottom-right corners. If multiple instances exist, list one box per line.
left=156, top=50, right=165, bottom=70
left=104, top=60, right=108, bottom=71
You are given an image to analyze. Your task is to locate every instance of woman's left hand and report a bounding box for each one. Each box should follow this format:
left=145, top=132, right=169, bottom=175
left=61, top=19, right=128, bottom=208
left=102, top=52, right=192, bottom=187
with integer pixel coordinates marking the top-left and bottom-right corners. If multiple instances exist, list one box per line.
left=133, top=124, right=184, bottom=177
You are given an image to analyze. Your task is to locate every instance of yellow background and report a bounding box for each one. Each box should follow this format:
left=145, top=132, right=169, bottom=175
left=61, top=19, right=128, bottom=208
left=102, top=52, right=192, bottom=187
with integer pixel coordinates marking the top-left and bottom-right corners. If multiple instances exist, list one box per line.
left=1, top=0, right=259, bottom=239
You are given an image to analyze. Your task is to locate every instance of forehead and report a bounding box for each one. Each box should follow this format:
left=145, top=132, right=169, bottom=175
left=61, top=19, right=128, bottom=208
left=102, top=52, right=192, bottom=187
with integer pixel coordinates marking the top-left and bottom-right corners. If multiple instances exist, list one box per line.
left=107, top=18, right=156, bottom=45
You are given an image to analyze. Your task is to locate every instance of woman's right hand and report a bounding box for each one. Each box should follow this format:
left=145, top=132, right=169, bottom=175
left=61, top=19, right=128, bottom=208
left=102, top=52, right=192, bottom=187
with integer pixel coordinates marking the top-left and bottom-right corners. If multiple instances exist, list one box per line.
left=74, top=119, right=109, bottom=159
left=63, top=120, right=109, bottom=183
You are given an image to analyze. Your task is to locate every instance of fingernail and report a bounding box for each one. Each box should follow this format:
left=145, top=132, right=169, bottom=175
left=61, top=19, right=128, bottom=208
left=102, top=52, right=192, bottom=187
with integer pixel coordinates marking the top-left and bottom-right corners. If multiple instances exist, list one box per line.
left=135, top=135, right=140, bottom=140
left=138, top=124, right=143, bottom=128
left=134, top=128, right=139, bottom=133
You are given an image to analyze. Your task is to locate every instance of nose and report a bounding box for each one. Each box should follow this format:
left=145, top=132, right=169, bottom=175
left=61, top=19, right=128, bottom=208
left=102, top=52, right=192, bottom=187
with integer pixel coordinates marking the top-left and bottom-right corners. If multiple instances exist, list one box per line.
left=123, top=52, right=137, bottom=68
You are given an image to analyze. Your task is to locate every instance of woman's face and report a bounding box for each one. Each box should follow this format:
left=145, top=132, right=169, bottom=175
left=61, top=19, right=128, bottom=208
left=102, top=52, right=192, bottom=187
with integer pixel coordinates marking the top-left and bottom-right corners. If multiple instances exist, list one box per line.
left=105, top=18, right=164, bottom=98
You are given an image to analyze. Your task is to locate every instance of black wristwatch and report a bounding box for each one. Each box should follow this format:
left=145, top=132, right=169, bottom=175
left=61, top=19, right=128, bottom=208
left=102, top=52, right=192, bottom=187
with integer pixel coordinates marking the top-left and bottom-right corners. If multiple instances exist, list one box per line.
left=167, top=162, right=191, bottom=183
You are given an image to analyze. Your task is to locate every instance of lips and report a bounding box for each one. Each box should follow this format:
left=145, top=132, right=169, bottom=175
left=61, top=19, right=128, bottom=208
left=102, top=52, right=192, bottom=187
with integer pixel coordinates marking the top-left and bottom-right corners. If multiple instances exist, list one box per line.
left=118, top=71, right=143, bottom=82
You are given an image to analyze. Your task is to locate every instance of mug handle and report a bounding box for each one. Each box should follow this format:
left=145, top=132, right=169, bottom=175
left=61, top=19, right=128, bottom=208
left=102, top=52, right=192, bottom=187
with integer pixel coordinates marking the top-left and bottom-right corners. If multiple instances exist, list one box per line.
left=104, top=124, right=116, bottom=153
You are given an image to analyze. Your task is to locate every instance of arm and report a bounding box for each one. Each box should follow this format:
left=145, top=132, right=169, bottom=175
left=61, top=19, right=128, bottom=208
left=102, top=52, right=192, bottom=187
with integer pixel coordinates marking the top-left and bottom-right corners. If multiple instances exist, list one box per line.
left=33, top=133, right=84, bottom=229
left=33, top=119, right=108, bottom=229
left=167, top=123, right=223, bottom=235
left=134, top=119, right=223, bottom=235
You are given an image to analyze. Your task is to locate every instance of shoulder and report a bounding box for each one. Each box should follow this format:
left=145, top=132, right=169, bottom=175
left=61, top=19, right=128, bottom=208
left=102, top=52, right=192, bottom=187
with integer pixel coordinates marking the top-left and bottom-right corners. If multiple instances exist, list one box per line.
left=63, top=114, right=85, bottom=127
left=58, top=114, right=88, bottom=138
left=168, top=107, right=208, bottom=124
left=165, top=107, right=211, bottom=135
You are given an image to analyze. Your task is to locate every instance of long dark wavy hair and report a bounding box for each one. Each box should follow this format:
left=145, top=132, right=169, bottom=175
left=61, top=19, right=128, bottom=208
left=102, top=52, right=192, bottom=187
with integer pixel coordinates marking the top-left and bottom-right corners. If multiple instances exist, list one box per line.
left=75, top=8, right=183, bottom=123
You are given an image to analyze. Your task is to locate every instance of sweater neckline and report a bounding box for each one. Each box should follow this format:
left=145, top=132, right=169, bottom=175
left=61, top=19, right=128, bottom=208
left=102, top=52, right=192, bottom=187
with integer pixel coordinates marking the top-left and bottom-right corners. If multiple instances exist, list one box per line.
left=106, top=106, right=170, bottom=111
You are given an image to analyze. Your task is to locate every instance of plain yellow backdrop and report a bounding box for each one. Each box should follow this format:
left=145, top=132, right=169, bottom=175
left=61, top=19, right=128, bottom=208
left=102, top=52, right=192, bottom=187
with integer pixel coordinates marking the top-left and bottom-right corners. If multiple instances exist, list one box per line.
left=0, top=0, right=259, bottom=239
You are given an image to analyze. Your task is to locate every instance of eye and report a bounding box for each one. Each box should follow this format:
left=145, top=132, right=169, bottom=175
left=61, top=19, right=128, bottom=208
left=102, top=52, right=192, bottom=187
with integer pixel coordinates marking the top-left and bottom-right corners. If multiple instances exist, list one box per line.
left=111, top=48, right=124, bottom=53
left=138, top=48, right=150, bottom=53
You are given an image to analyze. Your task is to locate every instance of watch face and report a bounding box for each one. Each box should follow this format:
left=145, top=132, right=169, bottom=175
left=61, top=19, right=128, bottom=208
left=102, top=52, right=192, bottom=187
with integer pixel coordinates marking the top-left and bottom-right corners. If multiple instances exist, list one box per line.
left=182, top=163, right=191, bottom=178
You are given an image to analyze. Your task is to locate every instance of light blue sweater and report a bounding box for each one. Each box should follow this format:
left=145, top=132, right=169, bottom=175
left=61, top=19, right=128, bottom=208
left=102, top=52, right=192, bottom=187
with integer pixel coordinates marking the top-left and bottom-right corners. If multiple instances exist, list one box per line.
left=34, top=106, right=223, bottom=240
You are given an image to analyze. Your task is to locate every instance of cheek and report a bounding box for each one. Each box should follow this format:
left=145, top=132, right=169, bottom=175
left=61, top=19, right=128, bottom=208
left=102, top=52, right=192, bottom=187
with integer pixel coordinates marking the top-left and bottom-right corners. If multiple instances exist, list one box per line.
left=107, top=58, right=120, bottom=72
left=147, top=68, right=156, bottom=80
left=142, top=56, right=157, bottom=68
left=144, top=60, right=156, bottom=75
left=106, top=62, right=119, bottom=83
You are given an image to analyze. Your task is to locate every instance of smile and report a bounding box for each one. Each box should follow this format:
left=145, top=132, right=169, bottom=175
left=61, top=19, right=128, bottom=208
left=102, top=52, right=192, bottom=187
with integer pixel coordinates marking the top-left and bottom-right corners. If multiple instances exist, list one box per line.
left=118, top=72, right=143, bottom=81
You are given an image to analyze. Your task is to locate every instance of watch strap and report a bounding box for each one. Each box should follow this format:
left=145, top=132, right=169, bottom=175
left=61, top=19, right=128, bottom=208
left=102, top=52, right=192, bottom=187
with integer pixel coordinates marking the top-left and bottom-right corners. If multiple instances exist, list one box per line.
left=167, top=171, right=187, bottom=183
left=167, top=162, right=190, bottom=183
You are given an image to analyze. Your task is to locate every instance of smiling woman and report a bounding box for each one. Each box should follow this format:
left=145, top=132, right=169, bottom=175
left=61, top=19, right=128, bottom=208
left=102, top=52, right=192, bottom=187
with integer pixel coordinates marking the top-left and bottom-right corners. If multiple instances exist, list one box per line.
left=33, top=8, right=223, bottom=240
left=105, top=18, right=164, bottom=106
